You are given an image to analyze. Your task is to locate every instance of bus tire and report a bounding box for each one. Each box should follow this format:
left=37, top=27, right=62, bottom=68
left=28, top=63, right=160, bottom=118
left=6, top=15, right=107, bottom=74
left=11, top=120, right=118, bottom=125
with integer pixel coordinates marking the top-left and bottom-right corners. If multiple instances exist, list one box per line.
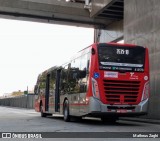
left=40, top=104, right=47, bottom=117
left=63, top=100, right=70, bottom=122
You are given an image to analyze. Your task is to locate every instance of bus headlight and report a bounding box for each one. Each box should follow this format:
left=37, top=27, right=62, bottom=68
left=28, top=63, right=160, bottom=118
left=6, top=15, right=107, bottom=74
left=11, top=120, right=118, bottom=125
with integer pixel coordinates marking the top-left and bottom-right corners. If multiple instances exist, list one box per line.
left=92, top=78, right=100, bottom=99
left=142, top=82, right=150, bottom=101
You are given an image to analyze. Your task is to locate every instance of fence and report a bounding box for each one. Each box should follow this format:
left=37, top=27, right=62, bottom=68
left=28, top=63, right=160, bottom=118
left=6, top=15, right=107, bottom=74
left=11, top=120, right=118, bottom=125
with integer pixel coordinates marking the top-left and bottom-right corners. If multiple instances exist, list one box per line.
left=0, top=94, right=35, bottom=109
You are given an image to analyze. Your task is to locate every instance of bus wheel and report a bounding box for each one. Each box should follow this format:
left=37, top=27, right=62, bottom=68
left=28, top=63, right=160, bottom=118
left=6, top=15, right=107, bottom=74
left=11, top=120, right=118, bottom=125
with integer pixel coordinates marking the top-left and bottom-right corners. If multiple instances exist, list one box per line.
left=40, top=104, right=46, bottom=117
left=63, top=100, right=70, bottom=122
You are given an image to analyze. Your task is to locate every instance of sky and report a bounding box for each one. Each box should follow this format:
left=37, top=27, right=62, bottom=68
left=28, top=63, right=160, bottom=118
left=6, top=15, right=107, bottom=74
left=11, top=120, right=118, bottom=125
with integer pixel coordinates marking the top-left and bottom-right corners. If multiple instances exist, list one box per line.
left=0, top=18, right=94, bottom=95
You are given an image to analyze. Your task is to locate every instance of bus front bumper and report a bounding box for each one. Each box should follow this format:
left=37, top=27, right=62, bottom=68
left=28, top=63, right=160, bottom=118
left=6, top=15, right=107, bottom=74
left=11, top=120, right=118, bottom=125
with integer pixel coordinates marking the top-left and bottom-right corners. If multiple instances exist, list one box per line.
left=88, top=97, right=148, bottom=117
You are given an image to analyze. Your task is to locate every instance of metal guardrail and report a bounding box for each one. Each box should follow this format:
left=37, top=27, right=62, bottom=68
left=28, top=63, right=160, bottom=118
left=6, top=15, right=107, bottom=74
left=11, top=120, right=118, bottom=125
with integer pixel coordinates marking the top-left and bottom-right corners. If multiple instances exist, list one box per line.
left=0, top=94, right=35, bottom=109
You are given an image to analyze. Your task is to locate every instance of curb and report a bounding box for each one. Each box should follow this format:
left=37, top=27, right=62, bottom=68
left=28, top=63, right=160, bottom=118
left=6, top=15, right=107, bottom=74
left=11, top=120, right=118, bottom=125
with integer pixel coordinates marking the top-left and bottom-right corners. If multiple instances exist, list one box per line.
left=120, top=117, right=160, bottom=124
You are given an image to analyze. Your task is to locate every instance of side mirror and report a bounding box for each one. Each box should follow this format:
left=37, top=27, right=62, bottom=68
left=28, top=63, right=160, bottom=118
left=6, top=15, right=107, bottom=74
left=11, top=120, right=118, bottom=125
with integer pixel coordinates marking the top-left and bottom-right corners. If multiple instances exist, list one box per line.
left=91, top=48, right=96, bottom=55
left=86, top=60, right=90, bottom=74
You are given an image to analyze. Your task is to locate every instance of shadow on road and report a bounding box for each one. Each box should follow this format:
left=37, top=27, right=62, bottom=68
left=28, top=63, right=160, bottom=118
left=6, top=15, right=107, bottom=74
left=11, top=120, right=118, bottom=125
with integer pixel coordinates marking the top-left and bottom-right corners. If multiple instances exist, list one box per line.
left=46, top=115, right=141, bottom=127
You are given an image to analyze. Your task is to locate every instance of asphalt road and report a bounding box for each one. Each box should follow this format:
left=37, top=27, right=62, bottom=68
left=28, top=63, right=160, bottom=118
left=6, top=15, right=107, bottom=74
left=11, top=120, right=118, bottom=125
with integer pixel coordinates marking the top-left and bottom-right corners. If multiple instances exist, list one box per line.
left=0, top=106, right=159, bottom=141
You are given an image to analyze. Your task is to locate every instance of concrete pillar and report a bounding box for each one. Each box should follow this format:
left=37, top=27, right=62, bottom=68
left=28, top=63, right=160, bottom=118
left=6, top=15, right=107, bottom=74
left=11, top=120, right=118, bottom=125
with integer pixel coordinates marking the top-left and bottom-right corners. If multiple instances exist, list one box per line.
left=124, top=0, right=160, bottom=119
left=94, top=20, right=123, bottom=42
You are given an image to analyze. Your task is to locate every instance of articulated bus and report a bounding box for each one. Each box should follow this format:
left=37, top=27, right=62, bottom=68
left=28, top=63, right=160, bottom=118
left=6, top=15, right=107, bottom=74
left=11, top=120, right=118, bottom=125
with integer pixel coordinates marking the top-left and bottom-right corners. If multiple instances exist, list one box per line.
left=34, top=43, right=150, bottom=122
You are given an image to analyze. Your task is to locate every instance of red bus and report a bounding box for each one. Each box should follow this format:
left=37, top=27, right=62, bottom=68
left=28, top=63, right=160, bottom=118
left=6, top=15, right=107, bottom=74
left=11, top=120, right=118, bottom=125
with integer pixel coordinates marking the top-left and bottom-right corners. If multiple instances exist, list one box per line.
left=34, top=43, right=150, bottom=122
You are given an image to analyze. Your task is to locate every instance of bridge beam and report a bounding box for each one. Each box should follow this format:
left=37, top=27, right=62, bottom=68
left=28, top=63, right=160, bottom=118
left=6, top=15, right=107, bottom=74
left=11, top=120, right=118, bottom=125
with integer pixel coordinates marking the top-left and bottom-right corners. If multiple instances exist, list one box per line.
left=90, top=0, right=124, bottom=20
left=91, top=0, right=113, bottom=17
left=0, top=0, right=112, bottom=28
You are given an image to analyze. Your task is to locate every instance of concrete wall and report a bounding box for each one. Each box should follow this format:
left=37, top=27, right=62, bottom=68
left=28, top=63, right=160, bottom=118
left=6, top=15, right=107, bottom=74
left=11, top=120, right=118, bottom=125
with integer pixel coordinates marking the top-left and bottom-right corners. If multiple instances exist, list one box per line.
left=0, top=94, right=35, bottom=109
left=124, top=0, right=160, bottom=119
left=94, top=20, right=123, bottom=42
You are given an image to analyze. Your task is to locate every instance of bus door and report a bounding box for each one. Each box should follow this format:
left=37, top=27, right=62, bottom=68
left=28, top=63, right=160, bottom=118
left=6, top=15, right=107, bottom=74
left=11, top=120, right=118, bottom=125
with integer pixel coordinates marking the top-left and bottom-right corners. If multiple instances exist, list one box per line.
left=55, top=69, right=61, bottom=112
left=45, top=74, right=50, bottom=111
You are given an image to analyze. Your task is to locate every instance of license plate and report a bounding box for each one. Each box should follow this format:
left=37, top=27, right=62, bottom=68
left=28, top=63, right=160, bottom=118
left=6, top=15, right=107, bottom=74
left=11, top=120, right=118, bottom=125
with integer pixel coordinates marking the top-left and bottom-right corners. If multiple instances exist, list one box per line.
left=117, top=109, right=127, bottom=113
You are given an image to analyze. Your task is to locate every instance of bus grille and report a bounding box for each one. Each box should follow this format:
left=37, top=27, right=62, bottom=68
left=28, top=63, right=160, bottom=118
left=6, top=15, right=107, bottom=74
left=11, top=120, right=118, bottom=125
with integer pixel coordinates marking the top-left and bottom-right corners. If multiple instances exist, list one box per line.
left=103, top=80, right=140, bottom=104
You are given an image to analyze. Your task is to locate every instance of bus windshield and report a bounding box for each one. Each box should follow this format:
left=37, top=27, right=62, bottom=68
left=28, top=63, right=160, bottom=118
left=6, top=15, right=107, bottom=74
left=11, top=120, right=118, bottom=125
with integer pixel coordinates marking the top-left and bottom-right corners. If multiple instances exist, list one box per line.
left=98, top=45, right=145, bottom=72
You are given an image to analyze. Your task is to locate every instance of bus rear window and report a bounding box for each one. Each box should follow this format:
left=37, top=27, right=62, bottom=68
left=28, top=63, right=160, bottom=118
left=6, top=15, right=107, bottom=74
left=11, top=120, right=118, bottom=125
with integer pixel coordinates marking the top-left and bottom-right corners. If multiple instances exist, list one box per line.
left=98, top=45, right=145, bottom=72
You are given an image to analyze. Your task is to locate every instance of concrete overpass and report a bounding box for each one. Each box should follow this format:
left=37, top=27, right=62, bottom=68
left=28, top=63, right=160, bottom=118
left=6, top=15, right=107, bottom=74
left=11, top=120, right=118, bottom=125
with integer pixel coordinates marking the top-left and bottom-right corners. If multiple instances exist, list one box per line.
left=0, top=0, right=123, bottom=28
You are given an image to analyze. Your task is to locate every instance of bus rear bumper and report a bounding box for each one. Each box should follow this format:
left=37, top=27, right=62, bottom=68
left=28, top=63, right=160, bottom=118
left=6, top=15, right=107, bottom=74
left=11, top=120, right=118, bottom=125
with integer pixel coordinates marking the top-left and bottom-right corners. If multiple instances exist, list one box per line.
left=88, top=97, right=148, bottom=117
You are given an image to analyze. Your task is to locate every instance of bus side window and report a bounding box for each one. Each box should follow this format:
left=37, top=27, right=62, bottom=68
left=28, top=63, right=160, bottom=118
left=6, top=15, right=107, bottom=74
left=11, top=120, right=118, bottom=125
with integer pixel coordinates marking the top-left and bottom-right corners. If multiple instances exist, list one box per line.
left=60, top=65, right=69, bottom=95
left=79, top=53, right=88, bottom=93
left=35, top=76, right=41, bottom=95
left=50, top=70, right=56, bottom=96
left=68, top=58, right=80, bottom=94
left=80, top=54, right=87, bottom=78
left=38, top=74, right=46, bottom=96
